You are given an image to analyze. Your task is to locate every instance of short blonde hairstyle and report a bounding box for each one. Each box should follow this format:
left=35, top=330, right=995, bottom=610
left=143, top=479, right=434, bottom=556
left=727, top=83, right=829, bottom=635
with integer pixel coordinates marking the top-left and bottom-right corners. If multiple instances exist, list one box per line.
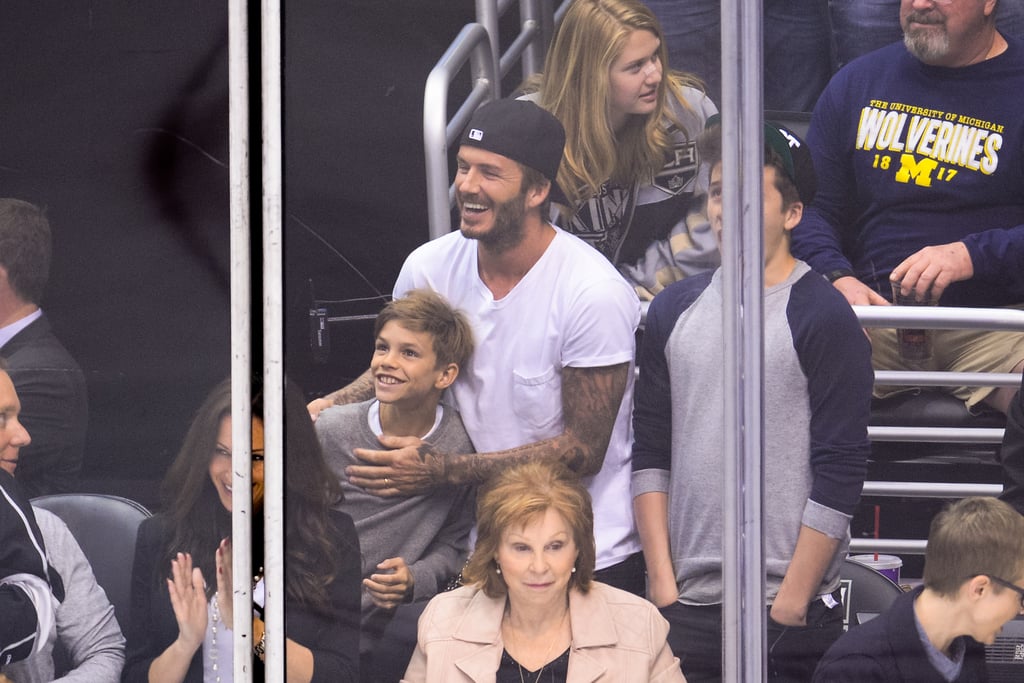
left=374, top=289, right=474, bottom=369
left=463, top=461, right=596, bottom=598
left=923, top=496, right=1024, bottom=596
left=525, top=0, right=704, bottom=208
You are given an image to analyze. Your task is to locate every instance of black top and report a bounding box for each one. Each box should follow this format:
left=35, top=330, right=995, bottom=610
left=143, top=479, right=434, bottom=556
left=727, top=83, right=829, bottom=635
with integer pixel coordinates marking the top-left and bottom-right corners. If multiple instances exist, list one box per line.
left=497, top=647, right=571, bottom=683
left=122, top=509, right=361, bottom=682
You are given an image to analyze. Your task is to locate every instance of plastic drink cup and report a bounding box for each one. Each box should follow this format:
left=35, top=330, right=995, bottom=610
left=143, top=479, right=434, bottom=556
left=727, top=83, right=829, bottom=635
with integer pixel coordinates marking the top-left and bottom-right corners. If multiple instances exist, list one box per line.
left=850, top=553, right=902, bottom=585
left=890, top=279, right=938, bottom=362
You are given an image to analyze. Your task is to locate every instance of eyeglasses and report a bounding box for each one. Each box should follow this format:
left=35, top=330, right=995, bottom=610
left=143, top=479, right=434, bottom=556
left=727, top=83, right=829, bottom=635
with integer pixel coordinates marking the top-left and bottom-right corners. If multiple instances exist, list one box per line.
left=987, top=575, right=1024, bottom=611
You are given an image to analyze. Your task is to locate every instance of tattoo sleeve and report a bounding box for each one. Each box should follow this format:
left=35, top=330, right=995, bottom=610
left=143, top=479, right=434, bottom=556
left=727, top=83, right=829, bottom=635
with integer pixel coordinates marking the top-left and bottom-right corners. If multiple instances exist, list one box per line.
left=441, top=362, right=630, bottom=486
left=323, top=367, right=375, bottom=406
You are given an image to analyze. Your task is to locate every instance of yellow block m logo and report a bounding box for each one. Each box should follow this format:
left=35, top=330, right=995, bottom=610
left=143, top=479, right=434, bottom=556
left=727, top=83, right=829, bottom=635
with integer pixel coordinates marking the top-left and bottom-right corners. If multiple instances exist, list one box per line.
left=895, top=155, right=939, bottom=187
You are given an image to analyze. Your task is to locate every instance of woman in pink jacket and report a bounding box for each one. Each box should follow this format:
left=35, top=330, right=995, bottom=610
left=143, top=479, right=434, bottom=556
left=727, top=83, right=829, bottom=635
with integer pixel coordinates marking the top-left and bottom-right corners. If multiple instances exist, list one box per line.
left=403, top=461, right=684, bottom=683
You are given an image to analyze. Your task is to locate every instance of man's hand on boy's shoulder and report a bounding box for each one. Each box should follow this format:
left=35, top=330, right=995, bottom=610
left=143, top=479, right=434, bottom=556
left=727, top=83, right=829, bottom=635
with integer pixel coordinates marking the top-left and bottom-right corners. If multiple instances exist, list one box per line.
left=307, top=397, right=333, bottom=421
left=348, top=435, right=447, bottom=497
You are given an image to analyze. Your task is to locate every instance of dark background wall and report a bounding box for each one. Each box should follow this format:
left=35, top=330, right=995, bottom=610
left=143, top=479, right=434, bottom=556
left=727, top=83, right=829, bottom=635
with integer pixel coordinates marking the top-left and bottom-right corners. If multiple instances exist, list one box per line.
left=0, top=1, right=475, bottom=508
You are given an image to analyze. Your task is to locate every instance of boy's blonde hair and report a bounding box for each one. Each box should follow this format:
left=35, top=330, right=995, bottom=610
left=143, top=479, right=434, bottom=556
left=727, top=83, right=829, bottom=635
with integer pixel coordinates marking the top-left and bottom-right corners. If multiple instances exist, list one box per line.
left=923, top=496, right=1024, bottom=596
left=374, top=289, right=474, bottom=369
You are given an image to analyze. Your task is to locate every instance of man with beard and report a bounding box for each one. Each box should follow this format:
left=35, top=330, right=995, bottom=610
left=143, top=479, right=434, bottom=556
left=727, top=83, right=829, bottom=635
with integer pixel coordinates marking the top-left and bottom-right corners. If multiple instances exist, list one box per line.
left=792, top=0, right=1024, bottom=417
left=308, top=99, right=644, bottom=595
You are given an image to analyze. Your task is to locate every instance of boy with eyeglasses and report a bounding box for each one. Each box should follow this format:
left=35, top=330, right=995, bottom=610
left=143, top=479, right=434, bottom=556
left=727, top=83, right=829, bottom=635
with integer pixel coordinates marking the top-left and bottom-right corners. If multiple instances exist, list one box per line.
left=814, top=496, right=1024, bottom=682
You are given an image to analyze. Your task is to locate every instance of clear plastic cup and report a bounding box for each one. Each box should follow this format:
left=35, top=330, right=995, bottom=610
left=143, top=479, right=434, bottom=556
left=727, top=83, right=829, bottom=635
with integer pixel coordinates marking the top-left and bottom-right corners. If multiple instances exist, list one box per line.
left=890, top=279, right=938, bottom=362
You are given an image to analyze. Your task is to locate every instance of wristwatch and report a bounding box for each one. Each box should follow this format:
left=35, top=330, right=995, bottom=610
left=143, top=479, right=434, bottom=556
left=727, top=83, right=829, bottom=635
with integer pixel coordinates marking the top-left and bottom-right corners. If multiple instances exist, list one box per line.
left=825, top=268, right=855, bottom=283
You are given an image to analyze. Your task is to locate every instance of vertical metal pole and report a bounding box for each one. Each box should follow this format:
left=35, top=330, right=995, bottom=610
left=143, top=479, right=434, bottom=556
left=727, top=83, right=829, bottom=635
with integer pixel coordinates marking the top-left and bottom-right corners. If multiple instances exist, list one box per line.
left=536, top=0, right=555, bottom=68
left=228, top=0, right=254, bottom=680
left=520, top=0, right=542, bottom=77
left=261, top=0, right=285, bottom=678
left=476, top=0, right=501, bottom=82
left=720, top=0, right=767, bottom=681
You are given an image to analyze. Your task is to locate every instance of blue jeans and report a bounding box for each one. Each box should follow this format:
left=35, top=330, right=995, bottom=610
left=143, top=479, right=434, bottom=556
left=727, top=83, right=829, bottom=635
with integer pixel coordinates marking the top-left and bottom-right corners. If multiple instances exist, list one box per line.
left=997, top=0, right=1024, bottom=41
left=660, top=590, right=844, bottom=683
left=829, top=0, right=902, bottom=71
left=645, top=0, right=833, bottom=112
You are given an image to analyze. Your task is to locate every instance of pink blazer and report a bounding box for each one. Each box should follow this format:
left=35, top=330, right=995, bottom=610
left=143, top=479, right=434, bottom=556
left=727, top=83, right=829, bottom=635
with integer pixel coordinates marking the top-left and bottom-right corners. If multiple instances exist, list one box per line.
left=402, top=582, right=686, bottom=683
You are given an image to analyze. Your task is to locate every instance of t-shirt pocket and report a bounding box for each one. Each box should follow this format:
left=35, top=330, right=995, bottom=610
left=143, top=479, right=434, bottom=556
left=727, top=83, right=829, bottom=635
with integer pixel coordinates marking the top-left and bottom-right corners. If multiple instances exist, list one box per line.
left=511, top=365, right=561, bottom=433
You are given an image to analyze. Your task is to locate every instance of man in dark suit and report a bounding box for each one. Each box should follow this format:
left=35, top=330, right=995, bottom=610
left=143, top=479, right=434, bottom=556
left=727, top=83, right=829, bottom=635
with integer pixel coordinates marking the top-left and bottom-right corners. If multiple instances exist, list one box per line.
left=0, top=199, right=87, bottom=497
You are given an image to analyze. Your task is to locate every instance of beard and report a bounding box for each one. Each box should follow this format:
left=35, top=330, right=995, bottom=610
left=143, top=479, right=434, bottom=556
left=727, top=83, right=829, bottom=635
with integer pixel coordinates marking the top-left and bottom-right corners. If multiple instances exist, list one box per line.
left=458, top=190, right=527, bottom=253
left=903, top=11, right=950, bottom=63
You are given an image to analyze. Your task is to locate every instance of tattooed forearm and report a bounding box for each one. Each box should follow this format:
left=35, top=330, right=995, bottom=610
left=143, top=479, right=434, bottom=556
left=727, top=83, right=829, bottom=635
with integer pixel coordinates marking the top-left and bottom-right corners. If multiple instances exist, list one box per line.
left=417, top=442, right=448, bottom=484
left=561, top=363, right=630, bottom=471
left=441, top=362, right=630, bottom=486
left=323, top=368, right=375, bottom=407
left=444, top=440, right=573, bottom=486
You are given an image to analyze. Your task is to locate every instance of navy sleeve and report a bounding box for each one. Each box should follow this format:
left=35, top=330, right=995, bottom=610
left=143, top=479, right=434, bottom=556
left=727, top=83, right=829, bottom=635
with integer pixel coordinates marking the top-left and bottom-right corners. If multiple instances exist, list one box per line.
left=632, top=274, right=712, bottom=474
left=788, top=274, right=873, bottom=515
left=791, top=73, right=858, bottom=277
left=962, top=223, right=1024, bottom=294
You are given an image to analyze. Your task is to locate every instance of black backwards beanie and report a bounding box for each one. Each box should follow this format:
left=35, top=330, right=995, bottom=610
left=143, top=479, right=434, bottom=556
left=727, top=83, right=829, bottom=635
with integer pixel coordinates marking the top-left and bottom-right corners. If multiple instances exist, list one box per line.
left=459, top=99, right=569, bottom=205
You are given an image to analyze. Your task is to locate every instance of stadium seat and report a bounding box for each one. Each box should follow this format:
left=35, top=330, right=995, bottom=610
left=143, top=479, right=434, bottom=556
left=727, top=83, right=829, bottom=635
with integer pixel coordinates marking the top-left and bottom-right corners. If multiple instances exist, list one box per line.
left=32, top=492, right=152, bottom=634
left=839, top=556, right=905, bottom=630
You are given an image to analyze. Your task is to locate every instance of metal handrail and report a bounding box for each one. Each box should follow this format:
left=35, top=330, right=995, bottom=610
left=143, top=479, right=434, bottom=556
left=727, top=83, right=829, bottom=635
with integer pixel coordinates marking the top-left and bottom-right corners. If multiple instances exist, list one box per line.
left=424, top=0, right=569, bottom=239
left=863, top=481, right=1003, bottom=498
left=856, top=305, right=1024, bottom=444
left=869, top=426, right=1005, bottom=442
left=850, top=482, right=1004, bottom=556
left=853, top=304, right=1024, bottom=330
left=873, top=371, right=1021, bottom=387
left=476, top=0, right=547, bottom=80
left=850, top=307, right=1021, bottom=561
left=424, top=23, right=497, bottom=239
left=849, top=538, right=927, bottom=555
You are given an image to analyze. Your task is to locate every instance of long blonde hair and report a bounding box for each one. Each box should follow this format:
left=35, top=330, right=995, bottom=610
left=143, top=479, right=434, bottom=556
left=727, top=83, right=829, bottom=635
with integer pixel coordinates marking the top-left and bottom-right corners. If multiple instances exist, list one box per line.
left=525, top=0, right=704, bottom=208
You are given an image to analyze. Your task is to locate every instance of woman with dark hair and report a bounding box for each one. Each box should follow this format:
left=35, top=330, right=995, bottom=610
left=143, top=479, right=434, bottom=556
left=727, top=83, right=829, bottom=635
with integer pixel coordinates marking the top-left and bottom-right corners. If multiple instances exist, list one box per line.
left=403, top=461, right=683, bottom=682
left=122, top=379, right=360, bottom=682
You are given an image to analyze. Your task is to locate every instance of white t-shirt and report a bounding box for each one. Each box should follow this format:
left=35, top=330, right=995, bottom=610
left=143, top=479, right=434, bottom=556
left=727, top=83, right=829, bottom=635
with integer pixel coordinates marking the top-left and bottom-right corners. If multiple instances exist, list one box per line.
left=394, top=227, right=641, bottom=568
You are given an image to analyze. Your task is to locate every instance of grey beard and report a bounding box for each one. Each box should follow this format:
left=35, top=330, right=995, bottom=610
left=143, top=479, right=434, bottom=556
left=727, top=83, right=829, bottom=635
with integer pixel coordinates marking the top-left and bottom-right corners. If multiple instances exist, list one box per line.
left=904, top=24, right=950, bottom=63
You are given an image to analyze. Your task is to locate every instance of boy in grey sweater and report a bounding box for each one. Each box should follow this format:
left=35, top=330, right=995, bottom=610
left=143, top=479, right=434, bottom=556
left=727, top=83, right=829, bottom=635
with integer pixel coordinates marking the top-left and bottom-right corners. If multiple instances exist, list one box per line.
left=315, top=289, right=475, bottom=655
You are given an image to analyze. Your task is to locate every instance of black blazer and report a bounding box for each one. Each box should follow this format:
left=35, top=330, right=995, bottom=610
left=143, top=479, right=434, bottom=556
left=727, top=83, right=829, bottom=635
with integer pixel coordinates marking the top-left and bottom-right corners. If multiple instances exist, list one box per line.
left=1, top=313, right=88, bottom=497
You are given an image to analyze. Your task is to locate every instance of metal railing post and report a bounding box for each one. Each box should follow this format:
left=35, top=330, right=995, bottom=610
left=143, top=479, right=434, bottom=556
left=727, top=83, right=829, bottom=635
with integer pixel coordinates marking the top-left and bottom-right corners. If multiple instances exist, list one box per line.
left=720, top=0, right=766, bottom=679
left=476, top=0, right=501, bottom=83
left=261, top=0, right=285, bottom=677
left=228, top=0, right=254, bottom=679
left=424, top=24, right=497, bottom=239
